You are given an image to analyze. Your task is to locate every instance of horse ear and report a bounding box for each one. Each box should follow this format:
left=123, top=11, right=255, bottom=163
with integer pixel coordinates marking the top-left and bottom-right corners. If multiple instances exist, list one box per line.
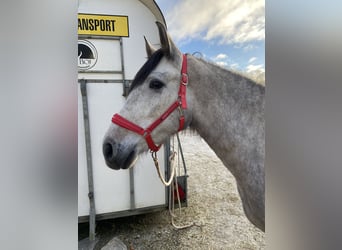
left=156, top=21, right=180, bottom=58
left=144, top=36, right=156, bottom=58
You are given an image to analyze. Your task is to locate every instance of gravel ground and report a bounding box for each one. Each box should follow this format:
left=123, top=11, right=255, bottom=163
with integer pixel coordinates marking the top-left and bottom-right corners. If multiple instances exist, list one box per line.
left=79, top=134, right=265, bottom=249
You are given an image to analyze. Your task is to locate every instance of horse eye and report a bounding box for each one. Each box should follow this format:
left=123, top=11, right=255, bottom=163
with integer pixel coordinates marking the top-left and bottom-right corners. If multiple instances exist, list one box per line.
left=149, top=80, right=164, bottom=90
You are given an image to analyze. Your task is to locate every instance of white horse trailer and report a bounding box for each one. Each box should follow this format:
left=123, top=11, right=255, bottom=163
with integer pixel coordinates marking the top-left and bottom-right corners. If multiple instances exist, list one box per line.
left=78, top=0, right=187, bottom=240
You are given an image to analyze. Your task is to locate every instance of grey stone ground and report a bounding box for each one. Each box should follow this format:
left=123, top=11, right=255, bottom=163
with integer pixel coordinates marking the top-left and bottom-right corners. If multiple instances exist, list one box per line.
left=78, top=134, right=265, bottom=249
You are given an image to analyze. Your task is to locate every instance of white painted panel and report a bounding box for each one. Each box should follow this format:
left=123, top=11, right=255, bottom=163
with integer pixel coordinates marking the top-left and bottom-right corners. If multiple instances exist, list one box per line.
left=87, top=83, right=131, bottom=214
left=78, top=83, right=131, bottom=215
left=133, top=152, right=166, bottom=208
left=78, top=38, right=122, bottom=80
left=87, top=39, right=122, bottom=71
left=78, top=73, right=123, bottom=81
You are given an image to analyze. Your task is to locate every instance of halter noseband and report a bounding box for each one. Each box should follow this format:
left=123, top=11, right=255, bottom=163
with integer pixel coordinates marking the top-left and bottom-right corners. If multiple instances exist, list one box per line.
left=111, top=54, right=188, bottom=152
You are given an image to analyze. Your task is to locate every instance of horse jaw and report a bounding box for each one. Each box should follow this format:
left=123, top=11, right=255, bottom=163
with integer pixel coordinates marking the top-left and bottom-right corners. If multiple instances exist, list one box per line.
left=127, top=154, right=139, bottom=169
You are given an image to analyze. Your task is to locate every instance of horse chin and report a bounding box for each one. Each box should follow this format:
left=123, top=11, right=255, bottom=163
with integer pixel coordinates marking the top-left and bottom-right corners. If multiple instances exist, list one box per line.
left=122, top=150, right=138, bottom=170
left=126, top=155, right=139, bottom=169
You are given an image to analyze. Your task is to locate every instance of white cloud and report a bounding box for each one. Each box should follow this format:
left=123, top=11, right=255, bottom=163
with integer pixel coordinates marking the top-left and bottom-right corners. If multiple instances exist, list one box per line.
left=243, top=44, right=258, bottom=51
left=233, top=43, right=258, bottom=51
left=248, top=57, right=257, bottom=63
left=216, top=61, right=228, bottom=67
left=211, top=53, right=242, bottom=70
left=215, top=53, right=228, bottom=60
left=212, top=53, right=229, bottom=68
left=245, top=64, right=265, bottom=84
left=246, top=64, right=265, bottom=73
left=166, top=0, right=264, bottom=45
left=230, top=63, right=239, bottom=69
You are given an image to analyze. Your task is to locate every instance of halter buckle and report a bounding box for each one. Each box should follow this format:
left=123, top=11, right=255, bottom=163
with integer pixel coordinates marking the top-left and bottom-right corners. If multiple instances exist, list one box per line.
left=181, top=73, right=188, bottom=85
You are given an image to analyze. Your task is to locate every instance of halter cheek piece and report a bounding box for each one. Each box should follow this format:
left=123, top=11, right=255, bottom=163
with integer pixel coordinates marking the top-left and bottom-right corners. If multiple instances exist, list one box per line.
left=111, top=54, right=188, bottom=152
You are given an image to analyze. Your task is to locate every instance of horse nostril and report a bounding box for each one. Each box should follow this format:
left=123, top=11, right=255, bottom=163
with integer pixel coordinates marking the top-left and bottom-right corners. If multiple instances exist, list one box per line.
left=103, top=140, right=114, bottom=161
left=103, top=139, right=121, bottom=170
left=103, top=143, right=112, bottom=158
left=102, top=138, right=137, bottom=170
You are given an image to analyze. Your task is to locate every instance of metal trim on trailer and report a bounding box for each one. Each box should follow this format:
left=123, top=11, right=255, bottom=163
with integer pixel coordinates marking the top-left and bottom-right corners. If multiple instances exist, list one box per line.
left=80, top=79, right=96, bottom=240
left=119, top=37, right=127, bottom=96
left=78, top=79, right=130, bottom=84
left=78, top=70, right=124, bottom=74
left=78, top=36, right=122, bottom=40
left=129, top=167, right=135, bottom=209
left=138, top=0, right=167, bottom=27
left=175, top=134, right=189, bottom=207
left=78, top=204, right=168, bottom=223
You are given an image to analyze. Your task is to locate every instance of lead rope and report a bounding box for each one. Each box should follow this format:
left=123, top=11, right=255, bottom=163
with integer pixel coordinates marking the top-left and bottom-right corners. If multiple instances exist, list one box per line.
left=151, top=151, right=175, bottom=186
left=151, top=143, right=194, bottom=230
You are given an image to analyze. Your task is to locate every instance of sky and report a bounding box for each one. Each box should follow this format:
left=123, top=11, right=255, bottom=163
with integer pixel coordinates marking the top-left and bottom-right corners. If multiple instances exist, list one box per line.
left=154, top=0, right=265, bottom=81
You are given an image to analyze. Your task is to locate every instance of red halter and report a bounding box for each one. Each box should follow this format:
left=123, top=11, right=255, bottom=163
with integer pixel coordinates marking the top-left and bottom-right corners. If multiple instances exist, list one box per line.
left=111, top=54, right=188, bottom=152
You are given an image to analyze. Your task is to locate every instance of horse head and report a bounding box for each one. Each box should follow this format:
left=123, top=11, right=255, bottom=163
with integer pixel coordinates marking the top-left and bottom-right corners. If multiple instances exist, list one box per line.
left=103, top=22, right=192, bottom=170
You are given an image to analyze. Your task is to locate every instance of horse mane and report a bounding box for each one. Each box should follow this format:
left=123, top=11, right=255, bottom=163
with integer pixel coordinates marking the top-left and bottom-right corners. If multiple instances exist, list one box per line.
left=129, top=49, right=165, bottom=94
left=195, top=57, right=265, bottom=104
left=193, top=55, right=265, bottom=89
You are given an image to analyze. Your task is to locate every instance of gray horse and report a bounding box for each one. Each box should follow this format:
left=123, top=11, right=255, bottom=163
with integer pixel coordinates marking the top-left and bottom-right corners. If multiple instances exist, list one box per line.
left=103, top=22, right=265, bottom=231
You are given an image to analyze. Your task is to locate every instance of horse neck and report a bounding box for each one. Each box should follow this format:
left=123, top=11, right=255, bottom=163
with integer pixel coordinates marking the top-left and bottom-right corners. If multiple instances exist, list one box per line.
left=187, top=55, right=265, bottom=179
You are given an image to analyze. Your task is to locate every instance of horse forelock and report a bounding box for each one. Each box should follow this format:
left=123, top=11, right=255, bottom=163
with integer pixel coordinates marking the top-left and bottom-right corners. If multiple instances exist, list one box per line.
left=128, top=49, right=165, bottom=94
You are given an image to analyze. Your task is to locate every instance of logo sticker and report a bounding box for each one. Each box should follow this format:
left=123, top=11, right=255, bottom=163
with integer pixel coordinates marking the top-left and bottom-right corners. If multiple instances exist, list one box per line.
left=78, top=40, right=98, bottom=70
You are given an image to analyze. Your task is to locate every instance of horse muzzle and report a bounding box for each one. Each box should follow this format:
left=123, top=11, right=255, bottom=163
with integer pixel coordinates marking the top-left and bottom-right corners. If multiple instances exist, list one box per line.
left=102, top=137, right=138, bottom=170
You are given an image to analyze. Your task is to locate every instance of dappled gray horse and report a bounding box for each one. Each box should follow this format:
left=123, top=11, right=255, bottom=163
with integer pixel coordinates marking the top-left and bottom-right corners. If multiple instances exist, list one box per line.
left=103, top=22, right=265, bottom=231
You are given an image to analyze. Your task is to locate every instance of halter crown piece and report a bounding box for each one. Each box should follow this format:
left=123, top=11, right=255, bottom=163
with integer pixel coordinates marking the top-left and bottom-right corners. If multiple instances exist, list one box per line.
left=111, top=54, right=188, bottom=152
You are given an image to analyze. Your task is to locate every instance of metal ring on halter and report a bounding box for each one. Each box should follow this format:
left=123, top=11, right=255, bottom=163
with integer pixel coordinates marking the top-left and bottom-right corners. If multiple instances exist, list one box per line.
left=151, top=150, right=156, bottom=157
left=177, top=106, right=184, bottom=116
